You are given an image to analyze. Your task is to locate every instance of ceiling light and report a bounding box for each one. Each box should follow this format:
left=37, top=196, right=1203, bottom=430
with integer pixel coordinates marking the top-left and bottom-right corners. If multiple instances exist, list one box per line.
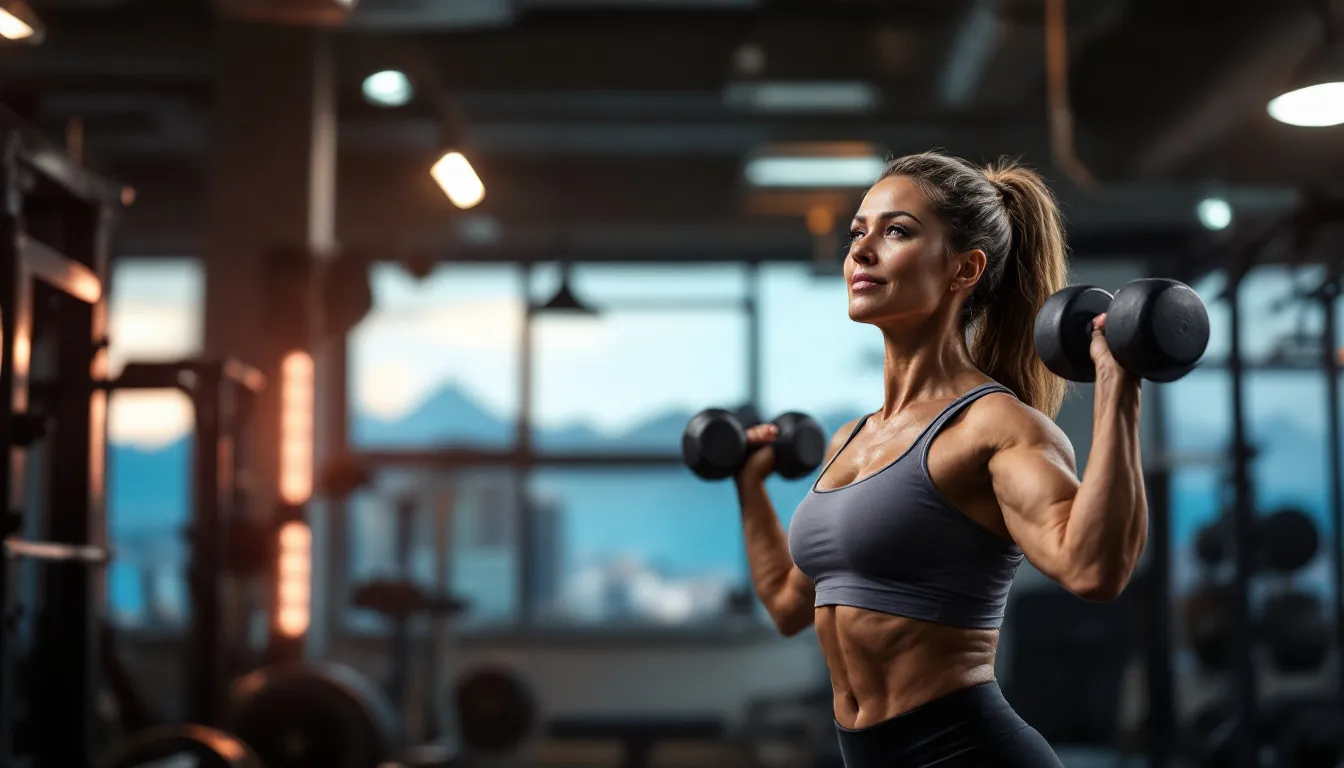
left=0, top=0, right=42, bottom=42
left=431, top=151, right=484, bottom=210
left=745, top=144, right=886, bottom=189
left=362, top=70, right=413, bottom=108
left=534, top=266, right=597, bottom=316
left=724, top=81, right=879, bottom=114
left=1197, top=196, right=1233, bottom=231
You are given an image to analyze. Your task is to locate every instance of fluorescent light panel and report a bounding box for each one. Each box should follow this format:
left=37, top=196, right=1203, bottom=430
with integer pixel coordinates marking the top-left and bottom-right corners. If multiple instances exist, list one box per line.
left=745, top=155, right=886, bottom=189
left=724, top=81, right=879, bottom=113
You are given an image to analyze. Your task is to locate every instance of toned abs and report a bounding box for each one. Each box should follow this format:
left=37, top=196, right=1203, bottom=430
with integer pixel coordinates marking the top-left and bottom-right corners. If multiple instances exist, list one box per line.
left=813, top=388, right=1014, bottom=729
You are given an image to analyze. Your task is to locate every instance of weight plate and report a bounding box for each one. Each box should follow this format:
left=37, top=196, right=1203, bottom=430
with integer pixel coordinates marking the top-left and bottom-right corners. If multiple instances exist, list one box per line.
left=226, top=662, right=401, bottom=768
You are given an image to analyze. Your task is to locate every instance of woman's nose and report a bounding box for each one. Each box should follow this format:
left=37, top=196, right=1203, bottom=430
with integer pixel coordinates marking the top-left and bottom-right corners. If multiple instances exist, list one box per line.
left=849, top=240, right=878, bottom=266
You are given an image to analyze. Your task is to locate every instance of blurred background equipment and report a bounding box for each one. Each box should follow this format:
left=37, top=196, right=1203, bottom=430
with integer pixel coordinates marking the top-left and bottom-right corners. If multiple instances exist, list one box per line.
left=4, top=0, right=1344, bottom=766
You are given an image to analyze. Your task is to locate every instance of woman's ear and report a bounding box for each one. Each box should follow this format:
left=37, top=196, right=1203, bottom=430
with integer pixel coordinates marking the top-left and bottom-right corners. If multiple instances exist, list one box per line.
left=950, top=249, right=988, bottom=292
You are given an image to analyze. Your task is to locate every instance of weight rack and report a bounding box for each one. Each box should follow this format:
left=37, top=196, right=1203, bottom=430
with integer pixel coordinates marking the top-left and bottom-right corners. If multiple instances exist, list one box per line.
left=106, top=359, right=265, bottom=727
left=0, top=105, right=126, bottom=767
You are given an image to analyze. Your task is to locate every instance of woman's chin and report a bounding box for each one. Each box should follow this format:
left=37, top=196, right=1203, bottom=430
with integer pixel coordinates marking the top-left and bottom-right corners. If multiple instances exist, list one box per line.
left=847, top=298, right=883, bottom=324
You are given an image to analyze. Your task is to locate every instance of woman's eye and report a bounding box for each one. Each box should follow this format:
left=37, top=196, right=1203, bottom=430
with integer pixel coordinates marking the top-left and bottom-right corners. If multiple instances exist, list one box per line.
left=848, top=230, right=864, bottom=241
left=886, top=225, right=908, bottom=237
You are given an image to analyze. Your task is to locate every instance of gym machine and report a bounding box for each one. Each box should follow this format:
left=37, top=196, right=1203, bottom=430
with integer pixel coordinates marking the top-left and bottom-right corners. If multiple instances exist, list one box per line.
left=0, top=104, right=274, bottom=768
left=0, top=102, right=123, bottom=767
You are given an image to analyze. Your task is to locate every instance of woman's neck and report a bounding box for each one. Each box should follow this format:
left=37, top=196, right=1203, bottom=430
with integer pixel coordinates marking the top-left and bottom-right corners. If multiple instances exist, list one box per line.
left=876, top=315, right=982, bottom=419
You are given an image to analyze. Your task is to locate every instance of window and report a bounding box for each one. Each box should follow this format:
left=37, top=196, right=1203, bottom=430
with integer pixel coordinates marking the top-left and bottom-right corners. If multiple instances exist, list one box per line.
left=348, top=264, right=523, bottom=449
left=1162, top=369, right=1333, bottom=593
left=345, top=468, right=520, bottom=632
left=758, top=264, right=882, bottom=435
left=529, top=264, right=750, bottom=453
left=105, top=258, right=204, bottom=630
left=526, top=467, right=747, bottom=626
left=1191, top=265, right=1342, bottom=366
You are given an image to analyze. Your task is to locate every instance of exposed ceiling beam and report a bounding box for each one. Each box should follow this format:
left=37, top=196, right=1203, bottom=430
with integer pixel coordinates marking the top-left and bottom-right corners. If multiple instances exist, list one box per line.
left=939, top=0, right=1004, bottom=108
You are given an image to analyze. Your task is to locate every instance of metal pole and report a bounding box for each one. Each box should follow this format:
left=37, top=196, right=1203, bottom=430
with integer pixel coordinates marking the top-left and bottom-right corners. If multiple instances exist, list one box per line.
left=1317, top=271, right=1344, bottom=699
left=1144, top=386, right=1174, bottom=767
left=187, top=373, right=223, bottom=725
left=1225, top=266, right=1258, bottom=765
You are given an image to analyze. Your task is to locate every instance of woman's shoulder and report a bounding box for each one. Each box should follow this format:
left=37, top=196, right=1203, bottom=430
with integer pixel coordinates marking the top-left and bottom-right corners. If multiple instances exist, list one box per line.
left=965, top=388, right=1072, bottom=455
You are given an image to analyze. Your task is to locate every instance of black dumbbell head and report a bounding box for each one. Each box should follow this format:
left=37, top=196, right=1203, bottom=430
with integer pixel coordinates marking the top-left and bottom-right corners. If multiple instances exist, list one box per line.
left=772, top=412, right=827, bottom=480
left=1034, top=285, right=1114, bottom=382
left=682, top=408, right=749, bottom=480
left=1105, top=279, right=1210, bottom=383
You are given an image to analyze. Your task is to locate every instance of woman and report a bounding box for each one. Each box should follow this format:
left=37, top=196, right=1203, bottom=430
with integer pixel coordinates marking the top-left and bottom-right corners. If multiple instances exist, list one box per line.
left=736, top=152, right=1146, bottom=767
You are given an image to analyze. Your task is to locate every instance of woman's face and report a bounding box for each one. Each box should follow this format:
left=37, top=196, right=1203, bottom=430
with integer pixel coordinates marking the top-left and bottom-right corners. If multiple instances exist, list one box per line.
left=843, top=175, right=976, bottom=328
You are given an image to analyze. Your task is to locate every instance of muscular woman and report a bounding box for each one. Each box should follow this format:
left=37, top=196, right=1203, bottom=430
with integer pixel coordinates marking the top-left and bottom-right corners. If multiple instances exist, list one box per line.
left=736, top=152, right=1146, bottom=767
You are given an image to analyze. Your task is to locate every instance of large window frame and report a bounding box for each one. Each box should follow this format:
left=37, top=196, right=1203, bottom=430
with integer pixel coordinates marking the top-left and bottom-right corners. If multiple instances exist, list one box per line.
left=339, top=261, right=770, bottom=641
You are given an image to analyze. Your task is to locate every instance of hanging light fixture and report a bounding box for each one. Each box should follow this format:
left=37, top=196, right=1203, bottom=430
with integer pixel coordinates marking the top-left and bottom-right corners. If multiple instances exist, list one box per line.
left=534, top=263, right=597, bottom=316
left=1268, top=3, right=1344, bottom=127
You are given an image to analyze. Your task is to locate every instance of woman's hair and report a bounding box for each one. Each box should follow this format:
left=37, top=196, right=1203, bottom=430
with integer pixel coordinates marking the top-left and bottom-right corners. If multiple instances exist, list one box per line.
left=879, top=151, right=1069, bottom=418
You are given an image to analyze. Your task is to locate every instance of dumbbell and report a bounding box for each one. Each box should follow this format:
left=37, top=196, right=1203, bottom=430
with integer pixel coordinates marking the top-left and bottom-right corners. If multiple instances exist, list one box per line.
left=682, top=406, right=826, bottom=480
left=1033, top=278, right=1210, bottom=383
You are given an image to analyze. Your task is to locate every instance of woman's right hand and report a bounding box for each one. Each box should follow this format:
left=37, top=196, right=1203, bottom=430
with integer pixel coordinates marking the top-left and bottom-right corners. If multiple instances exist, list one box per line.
left=735, top=422, right=779, bottom=485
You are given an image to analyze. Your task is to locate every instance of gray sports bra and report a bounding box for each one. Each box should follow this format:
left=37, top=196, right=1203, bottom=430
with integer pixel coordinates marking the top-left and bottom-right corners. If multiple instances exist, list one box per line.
left=787, top=382, right=1024, bottom=629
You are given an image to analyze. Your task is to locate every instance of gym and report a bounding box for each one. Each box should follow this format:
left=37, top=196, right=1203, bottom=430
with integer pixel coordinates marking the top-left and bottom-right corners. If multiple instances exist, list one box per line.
left=0, top=0, right=1341, bottom=766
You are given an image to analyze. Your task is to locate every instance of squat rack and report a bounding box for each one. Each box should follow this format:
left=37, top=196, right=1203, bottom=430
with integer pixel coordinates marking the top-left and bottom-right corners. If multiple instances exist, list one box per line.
left=1212, top=195, right=1344, bottom=767
left=0, top=105, right=127, bottom=766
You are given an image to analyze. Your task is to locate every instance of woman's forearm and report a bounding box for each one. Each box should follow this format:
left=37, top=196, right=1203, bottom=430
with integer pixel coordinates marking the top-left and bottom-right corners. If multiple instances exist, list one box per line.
left=1061, top=376, right=1147, bottom=598
left=736, top=479, right=810, bottom=610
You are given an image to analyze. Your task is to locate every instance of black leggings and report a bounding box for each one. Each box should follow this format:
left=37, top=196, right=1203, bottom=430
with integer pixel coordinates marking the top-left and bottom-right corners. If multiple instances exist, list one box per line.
left=833, top=681, right=1064, bottom=768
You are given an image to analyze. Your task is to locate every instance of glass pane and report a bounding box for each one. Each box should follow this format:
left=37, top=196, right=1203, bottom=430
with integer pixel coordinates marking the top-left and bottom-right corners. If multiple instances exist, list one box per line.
left=349, top=264, right=522, bottom=449
left=105, top=258, right=204, bottom=630
left=1195, top=265, right=1332, bottom=366
left=529, top=262, right=749, bottom=305
left=345, top=468, right=520, bottom=632
left=527, top=467, right=747, bottom=626
left=1248, top=373, right=1330, bottom=580
left=1171, top=467, right=1228, bottom=594
left=1160, top=369, right=1231, bottom=455
left=530, top=308, right=748, bottom=452
left=1166, top=371, right=1333, bottom=593
left=759, top=264, right=881, bottom=437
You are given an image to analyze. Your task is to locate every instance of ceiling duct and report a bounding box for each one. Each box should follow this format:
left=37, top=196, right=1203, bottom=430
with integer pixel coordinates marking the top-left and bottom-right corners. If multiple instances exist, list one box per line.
left=213, top=0, right=357, bottom=26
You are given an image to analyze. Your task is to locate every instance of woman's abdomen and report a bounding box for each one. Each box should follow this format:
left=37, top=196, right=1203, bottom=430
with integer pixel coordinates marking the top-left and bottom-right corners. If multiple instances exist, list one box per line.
left=814, top=605, right=1000, bottom=729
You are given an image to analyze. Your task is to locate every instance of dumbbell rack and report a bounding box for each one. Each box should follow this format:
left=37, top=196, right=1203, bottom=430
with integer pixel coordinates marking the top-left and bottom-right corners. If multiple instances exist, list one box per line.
left=0, top=105, right=125, bottom=767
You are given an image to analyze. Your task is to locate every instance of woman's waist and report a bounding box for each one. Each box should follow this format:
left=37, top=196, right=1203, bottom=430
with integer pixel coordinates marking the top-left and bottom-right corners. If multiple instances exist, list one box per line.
left=816, top=606, right=999, bottom=728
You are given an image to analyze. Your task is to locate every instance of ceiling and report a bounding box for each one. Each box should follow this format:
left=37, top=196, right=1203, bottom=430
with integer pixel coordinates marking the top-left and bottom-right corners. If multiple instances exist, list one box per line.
left=1, top=0, right=1339, bottom=266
